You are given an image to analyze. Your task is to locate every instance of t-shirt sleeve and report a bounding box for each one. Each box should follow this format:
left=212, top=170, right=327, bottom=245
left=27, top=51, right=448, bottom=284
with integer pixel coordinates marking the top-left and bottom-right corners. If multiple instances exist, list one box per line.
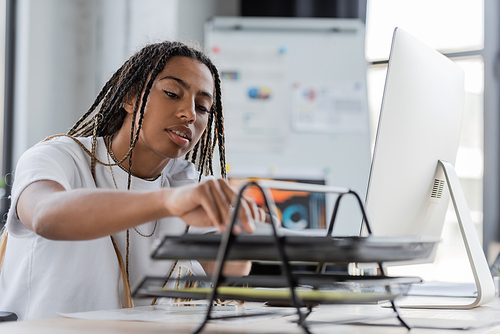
left=6, top=142, right=78, bottom=237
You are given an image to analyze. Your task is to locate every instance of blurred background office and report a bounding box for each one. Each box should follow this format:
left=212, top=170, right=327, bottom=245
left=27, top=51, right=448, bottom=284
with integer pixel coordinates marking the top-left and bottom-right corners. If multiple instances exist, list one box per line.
left=0, top=0, right=496, bottom=282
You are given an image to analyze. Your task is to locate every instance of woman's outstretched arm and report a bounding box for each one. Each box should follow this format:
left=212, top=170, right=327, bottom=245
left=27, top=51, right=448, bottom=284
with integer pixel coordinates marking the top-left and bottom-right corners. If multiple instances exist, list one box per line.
left=17, top=178, right=260, bottom=241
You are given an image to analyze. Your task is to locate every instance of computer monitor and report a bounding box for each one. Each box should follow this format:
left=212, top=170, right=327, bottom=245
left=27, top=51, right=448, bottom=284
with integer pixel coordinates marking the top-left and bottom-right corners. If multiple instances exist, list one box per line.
left=365, top=27, right=464, bottom=263
left=363, top=29, right=496, bottom=309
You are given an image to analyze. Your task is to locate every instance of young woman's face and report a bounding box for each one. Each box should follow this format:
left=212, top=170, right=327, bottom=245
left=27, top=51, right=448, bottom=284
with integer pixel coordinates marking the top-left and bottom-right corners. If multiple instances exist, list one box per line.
left=124, top=56, right=214, bottom=159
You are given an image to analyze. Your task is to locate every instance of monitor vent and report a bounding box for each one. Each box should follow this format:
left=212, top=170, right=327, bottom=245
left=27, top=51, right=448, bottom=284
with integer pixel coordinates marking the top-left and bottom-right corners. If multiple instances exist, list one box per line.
left=431, top=179, right=445, bottom=199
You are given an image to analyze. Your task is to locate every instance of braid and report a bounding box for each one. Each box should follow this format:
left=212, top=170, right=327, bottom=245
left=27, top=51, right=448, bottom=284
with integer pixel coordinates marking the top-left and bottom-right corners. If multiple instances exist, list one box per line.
left=206, top=138, right=214, bottom=177
left=204, top=112, right=214, bottom=176
left=209, top=64, right=226, bottom=178
left=197, top=128, right=207, bottom=178
left=90, top=114, right=102, bottom=180
left=190, top=141, right=200, bottom=165
left=184, top=149, right=192, bottom=162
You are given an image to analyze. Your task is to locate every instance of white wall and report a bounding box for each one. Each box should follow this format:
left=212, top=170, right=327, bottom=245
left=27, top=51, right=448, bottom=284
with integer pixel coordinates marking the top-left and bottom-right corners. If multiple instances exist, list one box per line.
left=12, top=0, right=182, bottom=166
left=10, top=0, right=241, bottom=172
left=12, top=0, right=236, bottom=167
left=176, top=0, right=239, bottom=46
left=14, top=0, right=99, bottom=165
left=94, top=0, right=179, bottom=93
left=128, top=0, right=178, bottom=53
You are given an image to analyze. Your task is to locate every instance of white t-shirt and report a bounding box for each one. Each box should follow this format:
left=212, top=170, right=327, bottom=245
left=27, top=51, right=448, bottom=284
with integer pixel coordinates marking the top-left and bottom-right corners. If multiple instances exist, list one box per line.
left=0, top=136, right=206, bottom=320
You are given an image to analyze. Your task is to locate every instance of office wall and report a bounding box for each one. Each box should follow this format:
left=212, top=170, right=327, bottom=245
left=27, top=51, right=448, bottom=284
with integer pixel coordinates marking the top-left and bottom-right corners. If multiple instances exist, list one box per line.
left=94, top=0, right=180, bottom=94
left=13, top=0, right=99, bottom=165
left=11, top=0, right=191, bottom=167
left=11, top=0, right=239, bottom=168
left=177, top=0, right=240, bottom=45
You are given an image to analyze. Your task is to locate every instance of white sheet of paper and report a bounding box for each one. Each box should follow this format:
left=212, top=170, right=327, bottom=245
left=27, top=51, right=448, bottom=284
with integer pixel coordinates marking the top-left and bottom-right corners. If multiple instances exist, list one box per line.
left=59, top=304, right=296, bottom=324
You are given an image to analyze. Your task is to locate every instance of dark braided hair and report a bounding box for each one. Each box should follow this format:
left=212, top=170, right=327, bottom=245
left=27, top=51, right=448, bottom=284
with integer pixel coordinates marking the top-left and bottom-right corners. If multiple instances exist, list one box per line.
left=65, top=41, right=226, bottom=183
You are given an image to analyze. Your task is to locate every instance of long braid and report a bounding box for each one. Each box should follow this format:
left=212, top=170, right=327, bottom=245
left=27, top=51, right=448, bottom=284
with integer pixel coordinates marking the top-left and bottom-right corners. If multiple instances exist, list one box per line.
left=90, top=114, right=102, bottom=180
left=190, top=141, right=200, bottom=165
left=210, top=65, right=226, bottom=178
left=197, top=129, right=207, bottom=179
left=204, top=113, right=214, bottom=176
left=206, top=135, right=214, bottom=176
left=184, top=149, right=192, bottom=162
left=199, top=118, right=212, bottom=177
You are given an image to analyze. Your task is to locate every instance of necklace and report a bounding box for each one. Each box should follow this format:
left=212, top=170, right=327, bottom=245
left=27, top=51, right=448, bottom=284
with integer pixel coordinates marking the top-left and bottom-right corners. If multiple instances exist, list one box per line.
left=106, top=137, right=160, bottom=238
left=107, top=138, right=161, bottom=182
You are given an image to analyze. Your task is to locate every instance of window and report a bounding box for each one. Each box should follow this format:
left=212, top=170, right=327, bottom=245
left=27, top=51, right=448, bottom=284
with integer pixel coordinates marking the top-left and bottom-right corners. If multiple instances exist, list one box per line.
left=366, top=0, right=484, bottom=61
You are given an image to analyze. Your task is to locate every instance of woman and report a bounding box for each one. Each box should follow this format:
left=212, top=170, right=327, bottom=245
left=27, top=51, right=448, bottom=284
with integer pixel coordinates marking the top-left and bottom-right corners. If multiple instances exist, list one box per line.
left=0, top=41, right=262, bottom=320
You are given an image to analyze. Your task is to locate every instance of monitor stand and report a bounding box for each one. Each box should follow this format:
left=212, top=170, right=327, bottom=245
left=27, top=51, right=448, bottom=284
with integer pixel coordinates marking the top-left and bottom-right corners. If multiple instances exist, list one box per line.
left=396, top=160, right=495, bottom=309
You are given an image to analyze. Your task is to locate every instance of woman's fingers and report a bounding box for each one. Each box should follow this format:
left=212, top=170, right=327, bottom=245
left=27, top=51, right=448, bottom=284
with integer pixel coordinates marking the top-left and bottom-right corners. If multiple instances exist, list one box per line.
left=244, top=196, right=267, bottom=223
left=187, top=179, right=226, bottom=231
left=258, top=207, right=267, bottom=222
left=217, top=180, right=257, bottom=233
left=178, top=179, right=269, bottom=233
left=242, top=196, right=259, bottom=221
left=237, top=199, right=256, bottom=233
left=204, top=179, right=231, bottom=228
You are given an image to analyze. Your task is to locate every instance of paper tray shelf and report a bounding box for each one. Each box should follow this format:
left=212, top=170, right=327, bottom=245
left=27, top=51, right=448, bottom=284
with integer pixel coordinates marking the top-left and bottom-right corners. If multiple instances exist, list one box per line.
left=152, top=234, right=438, bottom=264
left=134, top=274, right=422, bottom=305
left=137, top=180, right=424, bottom=333
left=137, top=286, right=403, bottom=305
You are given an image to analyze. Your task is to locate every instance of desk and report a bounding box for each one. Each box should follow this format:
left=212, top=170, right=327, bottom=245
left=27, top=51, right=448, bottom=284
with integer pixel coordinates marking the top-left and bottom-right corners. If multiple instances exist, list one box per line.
left=2, top=298, right=500, bottom=334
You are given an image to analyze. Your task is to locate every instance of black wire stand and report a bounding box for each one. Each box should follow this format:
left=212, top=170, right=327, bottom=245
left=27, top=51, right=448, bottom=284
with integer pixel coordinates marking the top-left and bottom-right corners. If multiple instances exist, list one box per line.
left=133, top=181, right=435, bottom=333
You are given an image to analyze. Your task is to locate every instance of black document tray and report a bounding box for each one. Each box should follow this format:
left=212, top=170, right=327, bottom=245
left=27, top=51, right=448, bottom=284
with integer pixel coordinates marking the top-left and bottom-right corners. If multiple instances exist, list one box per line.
left=137, top=181, right=431, bottom=332
left=136, top=286, right=402, bottom=305
left=152, top=234, right=438, bottom=264
left=134, top=274, right=422, bottom=304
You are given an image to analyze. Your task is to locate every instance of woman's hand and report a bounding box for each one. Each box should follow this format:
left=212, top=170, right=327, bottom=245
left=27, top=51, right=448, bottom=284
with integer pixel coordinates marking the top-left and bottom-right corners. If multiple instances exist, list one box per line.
left=164, top=178, right=265, bottom=233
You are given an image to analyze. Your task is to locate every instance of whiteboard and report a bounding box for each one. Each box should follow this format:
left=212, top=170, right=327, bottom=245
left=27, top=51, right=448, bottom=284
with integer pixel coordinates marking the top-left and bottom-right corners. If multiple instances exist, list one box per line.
left=205, top=17, right=371, bottom=236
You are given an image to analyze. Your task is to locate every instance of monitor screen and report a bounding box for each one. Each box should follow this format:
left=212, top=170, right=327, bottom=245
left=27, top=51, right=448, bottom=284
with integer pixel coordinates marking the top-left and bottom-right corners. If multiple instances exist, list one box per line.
left=364, top=28, right=465, bottom=264
left=229, top=177, right=327, bottom=230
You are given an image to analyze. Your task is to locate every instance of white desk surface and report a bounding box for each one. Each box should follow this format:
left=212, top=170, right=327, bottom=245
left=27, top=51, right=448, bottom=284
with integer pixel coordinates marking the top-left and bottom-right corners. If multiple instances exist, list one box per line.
left=2, top=298, right=500, bottom=334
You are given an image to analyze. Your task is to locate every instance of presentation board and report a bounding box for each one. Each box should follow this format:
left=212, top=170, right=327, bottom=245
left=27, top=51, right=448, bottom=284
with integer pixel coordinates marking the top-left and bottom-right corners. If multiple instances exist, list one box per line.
left=205, top=17, right=371, bottom=235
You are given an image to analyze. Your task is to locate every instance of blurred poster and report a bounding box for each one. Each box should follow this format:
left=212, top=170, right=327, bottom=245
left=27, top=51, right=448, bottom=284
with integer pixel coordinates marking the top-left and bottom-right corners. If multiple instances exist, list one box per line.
left=229, top=178, right=326, bottom=230
left=210, top=46, right=289, bottom=152
left=291, top=81, right=368, bottom=133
